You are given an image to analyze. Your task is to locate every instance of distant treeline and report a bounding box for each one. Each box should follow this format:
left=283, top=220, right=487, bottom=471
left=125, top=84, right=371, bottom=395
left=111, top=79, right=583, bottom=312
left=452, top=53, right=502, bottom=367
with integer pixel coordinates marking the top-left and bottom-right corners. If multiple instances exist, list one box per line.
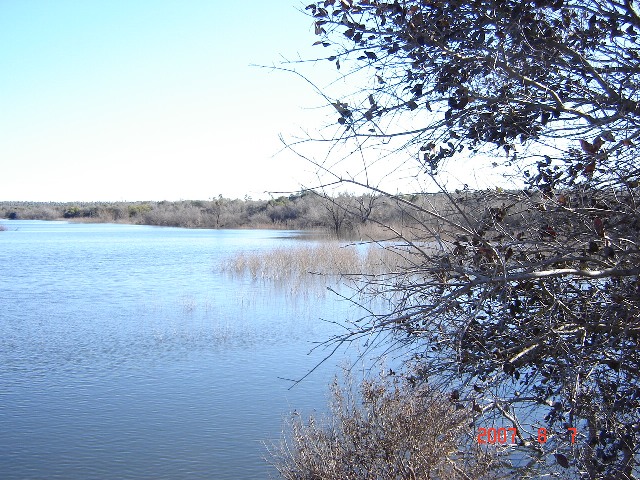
left=1, top=189, right=545, bottom=239
left=0, top=191, right=450, bottom=235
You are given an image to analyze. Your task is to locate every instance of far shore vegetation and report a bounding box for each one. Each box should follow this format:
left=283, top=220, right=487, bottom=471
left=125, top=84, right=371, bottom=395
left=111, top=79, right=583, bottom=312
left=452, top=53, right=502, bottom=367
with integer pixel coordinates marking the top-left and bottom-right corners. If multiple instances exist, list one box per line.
left=0, top=190, right=501, bottom=238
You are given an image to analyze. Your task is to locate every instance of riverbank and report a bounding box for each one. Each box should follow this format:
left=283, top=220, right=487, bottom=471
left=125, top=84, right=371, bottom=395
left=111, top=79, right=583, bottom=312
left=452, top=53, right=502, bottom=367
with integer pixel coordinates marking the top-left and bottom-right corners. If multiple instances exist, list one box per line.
left=0, top=194, right=434, bottom=238
left=1, top=189, right=528, bottom=239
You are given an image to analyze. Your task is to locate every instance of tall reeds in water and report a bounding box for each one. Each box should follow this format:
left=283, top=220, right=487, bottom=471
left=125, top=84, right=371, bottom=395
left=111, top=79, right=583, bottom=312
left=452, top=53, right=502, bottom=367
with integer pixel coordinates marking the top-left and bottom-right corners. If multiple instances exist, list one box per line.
left=220, top=242, right=408, bottom=282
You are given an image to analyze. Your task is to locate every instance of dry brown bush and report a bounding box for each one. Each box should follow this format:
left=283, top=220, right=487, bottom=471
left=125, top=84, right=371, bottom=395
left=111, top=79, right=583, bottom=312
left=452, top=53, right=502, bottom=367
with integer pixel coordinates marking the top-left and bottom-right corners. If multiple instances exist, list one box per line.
left=269, top=372, right=503, bottom=480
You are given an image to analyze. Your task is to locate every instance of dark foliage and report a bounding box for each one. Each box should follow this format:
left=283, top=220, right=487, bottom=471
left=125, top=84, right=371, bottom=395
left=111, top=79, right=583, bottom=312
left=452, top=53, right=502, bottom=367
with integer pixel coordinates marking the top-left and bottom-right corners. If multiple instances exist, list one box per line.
left=293, top=1, right=640, bottom=478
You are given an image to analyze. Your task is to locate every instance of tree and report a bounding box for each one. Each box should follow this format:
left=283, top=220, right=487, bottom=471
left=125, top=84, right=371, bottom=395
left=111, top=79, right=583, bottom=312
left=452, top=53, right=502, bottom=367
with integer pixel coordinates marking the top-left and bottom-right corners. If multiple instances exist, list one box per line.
left=319, top=191, right=355, bottom=236
left=283, top=1, right=640, bottom=478
left=211, top=194, right=225, bottom=228
left=306, top=0, right=640, bottom=187
left=353, top=192, right=378, bottom=224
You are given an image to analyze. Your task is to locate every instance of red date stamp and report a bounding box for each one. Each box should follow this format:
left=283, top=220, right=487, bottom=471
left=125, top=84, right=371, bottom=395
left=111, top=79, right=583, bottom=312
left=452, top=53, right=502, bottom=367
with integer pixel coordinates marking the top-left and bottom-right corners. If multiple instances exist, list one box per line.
left=477, top=427, right=577, bottom=444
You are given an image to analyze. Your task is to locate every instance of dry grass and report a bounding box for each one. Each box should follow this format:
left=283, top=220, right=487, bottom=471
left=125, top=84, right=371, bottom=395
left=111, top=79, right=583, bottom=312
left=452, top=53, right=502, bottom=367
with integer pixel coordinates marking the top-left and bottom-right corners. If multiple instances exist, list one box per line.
left=346, top=222, right=410, bottom=242
left=268, top=371, right=502, bottom=480
left=220, top=242, right=410, bottom=281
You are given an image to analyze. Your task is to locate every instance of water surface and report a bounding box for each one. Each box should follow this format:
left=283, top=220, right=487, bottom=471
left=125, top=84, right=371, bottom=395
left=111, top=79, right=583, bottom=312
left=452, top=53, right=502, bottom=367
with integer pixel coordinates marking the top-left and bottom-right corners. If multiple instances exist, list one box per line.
left=0, top=221, right=365, bottom=479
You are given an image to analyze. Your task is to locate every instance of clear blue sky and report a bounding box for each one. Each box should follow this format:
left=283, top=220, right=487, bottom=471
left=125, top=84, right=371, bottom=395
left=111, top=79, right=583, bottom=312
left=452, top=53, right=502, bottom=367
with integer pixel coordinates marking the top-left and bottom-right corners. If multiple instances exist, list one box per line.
left=0, top=1, right=341, bottom=201
left=0, top=1, right=512, bottom=202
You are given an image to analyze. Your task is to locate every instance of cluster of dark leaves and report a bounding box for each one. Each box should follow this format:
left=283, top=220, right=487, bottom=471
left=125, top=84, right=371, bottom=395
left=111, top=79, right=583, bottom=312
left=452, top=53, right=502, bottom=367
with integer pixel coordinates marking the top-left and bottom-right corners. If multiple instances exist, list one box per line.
left=306, top=0, right=640, bottom=191
left=334, top=187, right=640, bottom=477
left=300, top=1, right=640, bottom=478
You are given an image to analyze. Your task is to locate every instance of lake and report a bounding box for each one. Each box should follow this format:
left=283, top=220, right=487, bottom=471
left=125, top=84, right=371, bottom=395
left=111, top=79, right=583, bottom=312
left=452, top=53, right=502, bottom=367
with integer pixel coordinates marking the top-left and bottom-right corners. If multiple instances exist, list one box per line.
left=0, top=221, right=370, bottom=479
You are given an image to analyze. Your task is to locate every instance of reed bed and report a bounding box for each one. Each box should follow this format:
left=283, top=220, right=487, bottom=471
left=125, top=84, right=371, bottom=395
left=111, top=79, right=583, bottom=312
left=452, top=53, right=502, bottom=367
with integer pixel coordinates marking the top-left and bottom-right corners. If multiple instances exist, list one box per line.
left=220, top=242, right=409, bottom=281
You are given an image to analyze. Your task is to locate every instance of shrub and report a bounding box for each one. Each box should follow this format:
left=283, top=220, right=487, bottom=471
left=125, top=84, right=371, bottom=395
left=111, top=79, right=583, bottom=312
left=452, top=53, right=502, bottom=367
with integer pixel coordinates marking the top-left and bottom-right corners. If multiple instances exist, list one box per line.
left=63, top=206, right=82, bottom=218
left=128, top=203, right=152, bottom=218
left=269, top=372, right=501, bottom=480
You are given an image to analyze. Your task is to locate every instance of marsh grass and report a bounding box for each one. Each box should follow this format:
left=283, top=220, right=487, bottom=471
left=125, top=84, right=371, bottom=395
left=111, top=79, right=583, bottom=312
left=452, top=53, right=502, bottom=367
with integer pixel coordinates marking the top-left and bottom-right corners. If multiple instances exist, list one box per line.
left=180, top=295, right=197, bottom=313
left=220, top=242, right=410, bottom=282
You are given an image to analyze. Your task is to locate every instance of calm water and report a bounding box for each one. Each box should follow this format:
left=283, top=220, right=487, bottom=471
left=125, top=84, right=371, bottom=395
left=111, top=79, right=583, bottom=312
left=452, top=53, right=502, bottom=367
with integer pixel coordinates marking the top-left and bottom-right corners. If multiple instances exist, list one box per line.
left=0, top=221, right=367, bottom=479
